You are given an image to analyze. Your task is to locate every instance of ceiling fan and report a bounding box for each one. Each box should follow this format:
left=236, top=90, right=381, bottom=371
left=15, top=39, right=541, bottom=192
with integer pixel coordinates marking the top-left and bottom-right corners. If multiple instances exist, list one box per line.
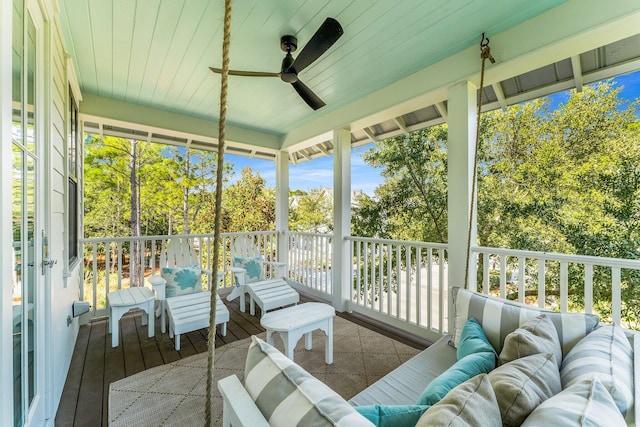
left=209, top=17, right=343, bottom=110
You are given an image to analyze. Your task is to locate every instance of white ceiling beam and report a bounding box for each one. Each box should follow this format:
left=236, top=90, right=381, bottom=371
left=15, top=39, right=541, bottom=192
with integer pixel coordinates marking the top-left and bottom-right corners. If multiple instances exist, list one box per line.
left=571, top=55, right=584, bottom=92
left=316, top=145, right=330, bottom=156
left=435, top=102, right=448, bottom=120
left=362, top=127, right=377, bottom=143
left=491, top=83, right=508, bottom=111
left=299, top=150, right=312, bottom=161
left=80, top=93, right=281, bottom=152
left=289, top=153, right=297, bottom=165
left=393, top=116, right=409, bottom=134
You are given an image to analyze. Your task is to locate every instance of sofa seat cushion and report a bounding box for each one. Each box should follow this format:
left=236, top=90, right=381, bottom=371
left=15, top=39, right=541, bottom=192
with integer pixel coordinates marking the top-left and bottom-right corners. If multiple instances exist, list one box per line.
left=452, top=287, right=599, bottom=357
left=355, top=404, right=430, bottom=427
left=560, top=323, right=634, bottom=417
left=416, top=374, right=501, bottom=427
left=488, top=352, right=561, bottom=427
left=349, top=335, right=456, bottom=406
left=244, top=336, right=374, bottom=427
left=521, top=376, right=626, bottom=426
left=499, top=314, right=562, bottom=369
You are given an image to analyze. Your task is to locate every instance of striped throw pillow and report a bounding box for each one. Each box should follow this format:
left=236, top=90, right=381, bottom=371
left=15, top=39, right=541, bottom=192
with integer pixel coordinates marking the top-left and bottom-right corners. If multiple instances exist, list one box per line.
left=521, top=376, right=627, bottom=426
left=560, top=324, right=633, bottom=417
left=452, top=287, right=599, bottom=357
left=244, top=336, right=375, bottom=427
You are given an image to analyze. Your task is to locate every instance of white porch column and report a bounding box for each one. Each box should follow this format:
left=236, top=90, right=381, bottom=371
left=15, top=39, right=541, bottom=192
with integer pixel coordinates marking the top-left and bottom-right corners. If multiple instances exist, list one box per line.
left=332, top=128, right=351, bottom=311
left=275, top=150, right=289, bottom=265
left=447, top=81, right=478, bottom=330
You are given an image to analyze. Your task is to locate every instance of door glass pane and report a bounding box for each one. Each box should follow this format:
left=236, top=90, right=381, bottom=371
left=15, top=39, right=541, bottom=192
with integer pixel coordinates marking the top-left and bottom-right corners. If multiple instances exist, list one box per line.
left=12, top=0, right=24, bottom=424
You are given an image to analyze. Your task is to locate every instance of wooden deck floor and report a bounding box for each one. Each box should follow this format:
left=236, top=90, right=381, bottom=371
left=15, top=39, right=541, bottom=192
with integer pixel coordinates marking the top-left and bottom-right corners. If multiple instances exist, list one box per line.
left=55, top=292, right=428, bottom=427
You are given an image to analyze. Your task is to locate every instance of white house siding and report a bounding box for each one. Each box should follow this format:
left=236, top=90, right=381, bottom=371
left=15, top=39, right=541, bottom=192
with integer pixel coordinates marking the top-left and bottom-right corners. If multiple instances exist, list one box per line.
left=46, top=4, right=83, bottom=420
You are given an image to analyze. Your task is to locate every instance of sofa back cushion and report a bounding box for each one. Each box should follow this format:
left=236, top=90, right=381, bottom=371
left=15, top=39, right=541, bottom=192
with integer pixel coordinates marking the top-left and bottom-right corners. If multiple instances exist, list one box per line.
left=452, top=287, right=599, bottom=357
left=244, top=336, right=375, bottom=427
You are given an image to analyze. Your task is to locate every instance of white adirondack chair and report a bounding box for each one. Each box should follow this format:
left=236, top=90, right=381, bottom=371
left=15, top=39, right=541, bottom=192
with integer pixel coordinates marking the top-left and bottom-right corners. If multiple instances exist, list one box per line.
left=226, top=236, right=290, bottom=312
left=152, top=237, right=229, bottom=348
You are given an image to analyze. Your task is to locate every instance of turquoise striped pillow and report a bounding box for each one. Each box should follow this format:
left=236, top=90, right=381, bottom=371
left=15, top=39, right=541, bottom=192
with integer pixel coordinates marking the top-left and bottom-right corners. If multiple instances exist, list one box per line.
left=560, top=324, right=633, bottom=416
left=244, top=336, right=375, bottom=427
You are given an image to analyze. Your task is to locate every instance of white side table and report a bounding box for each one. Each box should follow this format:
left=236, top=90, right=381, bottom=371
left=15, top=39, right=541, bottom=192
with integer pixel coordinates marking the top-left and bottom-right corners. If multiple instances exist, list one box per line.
left=260, top=302, right=336, bottom=364
left=107, top=287, right=155, bottom=348
left=148, top=274, right=167, bottom=332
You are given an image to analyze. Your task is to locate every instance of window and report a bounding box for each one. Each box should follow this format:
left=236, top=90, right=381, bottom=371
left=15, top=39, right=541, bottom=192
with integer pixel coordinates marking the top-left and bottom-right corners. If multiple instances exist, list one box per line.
left=68, top=87, right=79, bottom=263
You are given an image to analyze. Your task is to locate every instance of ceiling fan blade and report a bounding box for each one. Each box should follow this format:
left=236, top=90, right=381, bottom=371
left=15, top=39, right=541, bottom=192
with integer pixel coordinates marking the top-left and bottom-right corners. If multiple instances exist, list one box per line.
left=209, top=67, right=280, bottom=77
left=291, top=18, right=343, bottom=73
left=291, top=80, right=326, bottom=110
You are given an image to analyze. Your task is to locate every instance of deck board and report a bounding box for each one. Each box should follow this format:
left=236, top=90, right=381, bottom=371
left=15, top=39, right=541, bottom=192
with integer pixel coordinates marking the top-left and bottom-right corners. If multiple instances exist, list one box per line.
left=55, top=292, right=428, bottom=426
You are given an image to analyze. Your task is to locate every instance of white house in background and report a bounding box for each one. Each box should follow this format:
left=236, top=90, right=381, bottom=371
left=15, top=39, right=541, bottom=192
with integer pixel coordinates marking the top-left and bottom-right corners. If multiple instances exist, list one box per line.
left=2, top=0, right=640, bottom=425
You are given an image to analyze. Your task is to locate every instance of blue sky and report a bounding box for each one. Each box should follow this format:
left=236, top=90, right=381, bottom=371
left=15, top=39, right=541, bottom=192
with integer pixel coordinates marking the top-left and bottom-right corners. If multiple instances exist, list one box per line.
left=227, top=70, right=640, bottom=195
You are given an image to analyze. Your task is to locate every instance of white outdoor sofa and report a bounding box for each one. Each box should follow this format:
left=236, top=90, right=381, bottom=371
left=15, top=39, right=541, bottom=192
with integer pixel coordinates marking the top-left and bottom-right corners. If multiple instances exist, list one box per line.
left=218, top=287, right=640, bottom=426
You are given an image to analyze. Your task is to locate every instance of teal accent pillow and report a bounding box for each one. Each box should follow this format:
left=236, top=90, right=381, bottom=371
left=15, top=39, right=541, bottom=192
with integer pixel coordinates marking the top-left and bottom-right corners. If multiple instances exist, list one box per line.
left=458, top=317, right=497, bottom=360
left=233, top=255, right=264, bottom=283
left=416, top=351, right=496, bottom=406
left=355, top=405, right=430, bottom=427
left=161, top=265, right=201, bottom=298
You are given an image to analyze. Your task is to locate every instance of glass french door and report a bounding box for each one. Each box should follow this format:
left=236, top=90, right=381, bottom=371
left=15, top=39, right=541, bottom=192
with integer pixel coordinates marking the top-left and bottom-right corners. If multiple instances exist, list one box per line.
left=12, top=0, right=45, bottom=425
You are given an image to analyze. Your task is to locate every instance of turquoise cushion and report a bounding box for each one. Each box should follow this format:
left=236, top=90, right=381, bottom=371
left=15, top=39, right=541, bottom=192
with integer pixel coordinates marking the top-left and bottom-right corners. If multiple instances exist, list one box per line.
left=457, top=318, right=496, bottom=360
left=233, top=255, right=264, bottom=283
left=355, top=405, right=430, bottom=427
left=161, top=265, right=201, bottom=298
left=416, top=351, right=496, bottom=406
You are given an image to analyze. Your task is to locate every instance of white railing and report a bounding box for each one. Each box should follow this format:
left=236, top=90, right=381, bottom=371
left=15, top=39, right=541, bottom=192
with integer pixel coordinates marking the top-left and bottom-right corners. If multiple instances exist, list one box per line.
left=347, top=236, right=449, bottom=342
left=80, top=231, right=280, bottom=318
left=286, top=232, right=333, bottom=299
left=471, top=246, right=640, bottom=327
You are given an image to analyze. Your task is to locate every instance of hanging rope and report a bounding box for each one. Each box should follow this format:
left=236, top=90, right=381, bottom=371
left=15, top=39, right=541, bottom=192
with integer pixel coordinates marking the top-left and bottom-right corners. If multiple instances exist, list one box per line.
left=205, top=0, right=232, bottom=425
left=463, top=33, right=494, bottom=290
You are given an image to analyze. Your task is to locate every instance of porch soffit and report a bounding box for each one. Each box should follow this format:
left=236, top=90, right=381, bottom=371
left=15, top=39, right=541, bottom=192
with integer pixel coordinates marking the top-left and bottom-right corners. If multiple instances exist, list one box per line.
left=68, top=1, right=640, bottom=164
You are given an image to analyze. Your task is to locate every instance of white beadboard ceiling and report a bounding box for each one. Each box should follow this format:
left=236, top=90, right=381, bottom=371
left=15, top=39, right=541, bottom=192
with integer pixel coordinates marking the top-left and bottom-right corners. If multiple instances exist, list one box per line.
left=58, top=0, right=640, bottom=161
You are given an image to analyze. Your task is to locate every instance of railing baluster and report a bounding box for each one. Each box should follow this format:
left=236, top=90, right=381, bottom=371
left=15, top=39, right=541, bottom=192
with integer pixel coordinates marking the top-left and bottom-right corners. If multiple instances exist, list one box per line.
left=518, top=257, right=525, bottom=303
left=117, top=241, right=123, bottom=290
left=537, top=259, right=545, bottom=308
left=406, top=244, right=411, bottom=323
left=416, top=246, right=422, bottom=327
left=482, top=252, right=490, bottom=294
left=379, top=243, right=384, bottom=313
left=584, top=264, right=593, bottom=314
left=612, top=267, right=621, bottom=324
left=396, top=244, right=401, bottom=319
left=560, top=262, right=568, bottom=313
left=427, top=248, right=433, bottom=330
left=499, top=255, right=507, bottom=299
left=439, top=249, right=445, bottom=333
left=92, top=243, right=98, bottom=312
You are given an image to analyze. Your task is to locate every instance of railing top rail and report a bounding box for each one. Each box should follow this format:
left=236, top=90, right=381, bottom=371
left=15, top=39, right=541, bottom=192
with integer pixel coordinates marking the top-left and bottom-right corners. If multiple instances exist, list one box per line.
left=473, top=245, right=640, bottom=270
left=347, top=235, right=448, bottom=249
left=286, top=231, right=335, bottom=238
left=80, top=230, right=279, bottom=244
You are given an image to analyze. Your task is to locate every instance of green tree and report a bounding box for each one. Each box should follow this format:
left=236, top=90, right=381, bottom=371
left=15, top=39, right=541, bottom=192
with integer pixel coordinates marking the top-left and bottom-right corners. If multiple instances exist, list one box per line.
left=289, top=188, right=333, bottom=232
left=219, top=167, right=275, bottom=232
left=352, top=126, right=448, bottom=243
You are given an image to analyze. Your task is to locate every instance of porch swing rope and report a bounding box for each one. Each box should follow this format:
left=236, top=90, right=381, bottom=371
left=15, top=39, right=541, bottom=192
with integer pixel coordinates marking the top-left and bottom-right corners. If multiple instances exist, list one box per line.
left=463, top=34, right=493, bottom=290
left=205, top=0, right=232, bottom=425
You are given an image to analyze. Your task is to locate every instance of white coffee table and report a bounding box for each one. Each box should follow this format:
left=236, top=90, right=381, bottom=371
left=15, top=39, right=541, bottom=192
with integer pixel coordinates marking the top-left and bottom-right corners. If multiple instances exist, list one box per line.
left=107, top=287, right=155, bottom=348
left=260, top=302, right=336, bottom=364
